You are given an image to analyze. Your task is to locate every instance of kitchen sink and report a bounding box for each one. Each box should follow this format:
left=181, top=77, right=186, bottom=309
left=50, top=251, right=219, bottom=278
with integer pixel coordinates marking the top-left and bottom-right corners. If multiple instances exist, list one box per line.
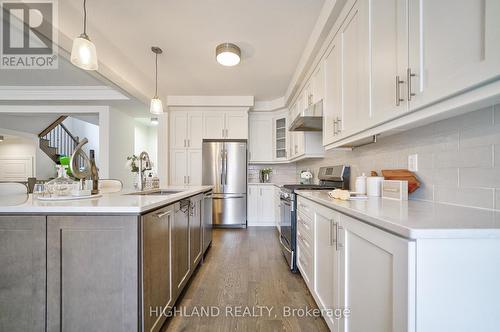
left=126, top=189, right=185, bottom=196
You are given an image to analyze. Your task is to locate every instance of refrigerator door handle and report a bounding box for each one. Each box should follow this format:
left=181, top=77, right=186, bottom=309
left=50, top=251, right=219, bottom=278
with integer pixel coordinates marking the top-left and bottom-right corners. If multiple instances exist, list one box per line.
left=224, top=150, right=228, bottom=185
left=220, top=149, right=224, bottom=186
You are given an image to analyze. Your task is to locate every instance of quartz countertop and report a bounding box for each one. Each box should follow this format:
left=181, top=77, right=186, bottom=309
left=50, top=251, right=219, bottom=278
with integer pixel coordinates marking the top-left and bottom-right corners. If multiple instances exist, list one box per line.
left=0, top=186, right=213, bottom=215
left=296, top=190, right=500, bottom=239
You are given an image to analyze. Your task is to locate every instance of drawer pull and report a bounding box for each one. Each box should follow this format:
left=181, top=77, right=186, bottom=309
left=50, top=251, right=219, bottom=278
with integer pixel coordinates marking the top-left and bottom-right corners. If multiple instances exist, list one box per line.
left=156, top=211, right=169, bottom=218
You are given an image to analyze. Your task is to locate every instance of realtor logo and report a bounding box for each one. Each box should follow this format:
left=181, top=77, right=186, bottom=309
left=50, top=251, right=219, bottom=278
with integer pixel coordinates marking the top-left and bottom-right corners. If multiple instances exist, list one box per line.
left=1, top=0, right=58, bottom=69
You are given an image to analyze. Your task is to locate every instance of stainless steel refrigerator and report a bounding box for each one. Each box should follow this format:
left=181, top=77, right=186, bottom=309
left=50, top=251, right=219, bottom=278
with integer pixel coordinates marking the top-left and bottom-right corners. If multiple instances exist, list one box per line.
left=202, top=140, right=247, bottom=227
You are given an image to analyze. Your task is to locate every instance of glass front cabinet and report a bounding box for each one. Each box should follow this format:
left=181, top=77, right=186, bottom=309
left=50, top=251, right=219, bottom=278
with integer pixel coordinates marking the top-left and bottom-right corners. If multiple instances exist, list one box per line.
left=273, top=115, right=287, bottom=161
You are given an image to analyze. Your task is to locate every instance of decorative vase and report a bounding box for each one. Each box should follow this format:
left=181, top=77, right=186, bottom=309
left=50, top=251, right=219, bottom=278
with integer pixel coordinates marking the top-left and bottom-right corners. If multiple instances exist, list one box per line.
left=132, top=172, right=140, bottom=190
left=263, top=173, right=270, bottom=183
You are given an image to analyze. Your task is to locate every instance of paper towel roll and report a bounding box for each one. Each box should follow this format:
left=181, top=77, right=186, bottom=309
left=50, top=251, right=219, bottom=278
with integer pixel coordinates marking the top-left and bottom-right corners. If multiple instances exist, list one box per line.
left=366, top=177, right=384, bottom=197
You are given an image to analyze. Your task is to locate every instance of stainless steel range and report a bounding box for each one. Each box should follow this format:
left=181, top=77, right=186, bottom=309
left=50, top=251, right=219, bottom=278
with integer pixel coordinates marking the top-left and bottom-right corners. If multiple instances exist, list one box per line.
left=279, top=165, right=350, bottom=272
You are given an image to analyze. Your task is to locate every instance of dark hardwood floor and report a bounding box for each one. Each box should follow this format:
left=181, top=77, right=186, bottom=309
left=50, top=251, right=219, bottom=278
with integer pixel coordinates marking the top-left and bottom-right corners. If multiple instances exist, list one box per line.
left=162, top=227, right=329, bottom=332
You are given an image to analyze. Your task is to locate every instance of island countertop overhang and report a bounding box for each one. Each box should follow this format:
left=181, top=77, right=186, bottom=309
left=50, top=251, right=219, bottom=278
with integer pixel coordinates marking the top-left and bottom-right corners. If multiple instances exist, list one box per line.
left=0, top=186, right=213, bottom=215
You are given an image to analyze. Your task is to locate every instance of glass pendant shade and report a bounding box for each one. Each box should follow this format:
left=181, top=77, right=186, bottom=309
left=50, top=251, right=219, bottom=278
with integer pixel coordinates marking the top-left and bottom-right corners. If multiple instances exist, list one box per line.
left=150, top=98, right=163, bottom=115
left=71, top=35, right=98, bottom=70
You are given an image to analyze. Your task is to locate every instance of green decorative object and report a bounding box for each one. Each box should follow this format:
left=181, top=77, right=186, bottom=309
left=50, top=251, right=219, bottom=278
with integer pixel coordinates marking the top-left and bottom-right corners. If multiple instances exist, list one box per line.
left=259, top=168, right=272, bottom=183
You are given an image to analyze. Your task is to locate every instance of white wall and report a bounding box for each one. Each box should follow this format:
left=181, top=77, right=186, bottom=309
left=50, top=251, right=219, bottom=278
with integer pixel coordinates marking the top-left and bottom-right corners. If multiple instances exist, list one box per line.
left=0, top=131, right=56, bottom=179
left=107, top=108, right=136, bottom=188
left=62, top=117, right=100, bottom=165
left=297, top=104, right=500, bottom=210
left=134, top=121, right=158, bottom=173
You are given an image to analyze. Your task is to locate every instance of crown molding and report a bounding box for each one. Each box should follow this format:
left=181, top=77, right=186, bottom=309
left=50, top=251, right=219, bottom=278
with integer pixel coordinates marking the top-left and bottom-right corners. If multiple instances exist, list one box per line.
left=167, top=95, right=254, bottom=107
left=0, top=86, right=129, bottom=101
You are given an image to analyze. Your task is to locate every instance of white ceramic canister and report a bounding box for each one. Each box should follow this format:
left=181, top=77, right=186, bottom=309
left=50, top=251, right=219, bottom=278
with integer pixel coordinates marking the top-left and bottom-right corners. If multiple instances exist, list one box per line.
left=366, top=176, right=384, bottom=197
left=354, top=173, right=367, bottom=194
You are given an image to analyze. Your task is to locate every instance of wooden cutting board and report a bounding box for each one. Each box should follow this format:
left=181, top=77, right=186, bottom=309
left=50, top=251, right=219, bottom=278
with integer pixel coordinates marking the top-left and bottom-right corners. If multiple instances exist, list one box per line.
left=381, top=169, right=420, bottom=193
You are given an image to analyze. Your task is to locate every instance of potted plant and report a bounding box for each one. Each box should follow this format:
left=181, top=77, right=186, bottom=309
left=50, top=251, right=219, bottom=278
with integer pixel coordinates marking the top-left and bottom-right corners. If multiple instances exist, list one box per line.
left=259, top=167, right=273, bottom=183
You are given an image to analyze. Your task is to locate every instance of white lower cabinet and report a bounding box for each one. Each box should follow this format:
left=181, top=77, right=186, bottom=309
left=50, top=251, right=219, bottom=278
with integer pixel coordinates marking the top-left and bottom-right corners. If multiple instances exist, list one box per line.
left=339, top=214, right=414, bottom=332
left=247, top=184, right=275, bottom=226
left=169, top=149, right=202, bottom=186
left=298, top=196, right=415, bottom=332
left=314, top=206, right=342, bottom=331
left=299, top=195, right=500, bottom=332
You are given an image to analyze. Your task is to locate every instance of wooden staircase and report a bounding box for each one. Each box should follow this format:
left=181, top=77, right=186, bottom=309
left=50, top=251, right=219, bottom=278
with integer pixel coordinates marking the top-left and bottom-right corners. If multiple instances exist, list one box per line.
left=38, top=116, right=80, bottom=164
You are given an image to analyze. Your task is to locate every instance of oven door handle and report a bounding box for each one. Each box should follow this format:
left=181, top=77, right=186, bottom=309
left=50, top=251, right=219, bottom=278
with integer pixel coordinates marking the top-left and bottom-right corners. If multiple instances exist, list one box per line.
left=279, top=235, right=292, bottom=254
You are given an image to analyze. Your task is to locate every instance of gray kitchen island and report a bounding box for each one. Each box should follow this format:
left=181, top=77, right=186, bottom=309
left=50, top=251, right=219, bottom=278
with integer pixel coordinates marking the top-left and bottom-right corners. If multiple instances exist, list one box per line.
left=0, top=186, right=213, bottom=332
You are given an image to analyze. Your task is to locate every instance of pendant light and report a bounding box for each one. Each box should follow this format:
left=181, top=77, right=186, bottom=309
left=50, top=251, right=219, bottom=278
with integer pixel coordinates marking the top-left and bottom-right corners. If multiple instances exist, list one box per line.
left=216, top=43, right=241, bottom=66
left=150, top=46, right=164, bottom=114
left=71, top=0, right=98, bottom=70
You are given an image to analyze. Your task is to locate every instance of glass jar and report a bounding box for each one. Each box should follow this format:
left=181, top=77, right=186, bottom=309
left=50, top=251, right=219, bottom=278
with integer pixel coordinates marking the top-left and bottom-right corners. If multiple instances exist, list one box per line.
left=45, top=165, right=76, bottom=197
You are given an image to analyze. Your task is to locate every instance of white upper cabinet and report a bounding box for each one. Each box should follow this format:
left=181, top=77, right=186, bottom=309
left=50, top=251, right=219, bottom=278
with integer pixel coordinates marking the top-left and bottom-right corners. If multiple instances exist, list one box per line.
left=408, top=0, right=500, bottom=111
left=203, top=111, right=248, bottom=139
left=202, top=112, right=226, bottom=139
left=340, top=1, right=370, bottom=137
left=170, top=111, right=203, bottom=149
left=368, top=0, right=409, bottom=123
left=248, top=113, right=273, bottom=163
left=225, top=111, right=248, bottom=139
left=187, top=113, right=203, bottom=149
left=273, top=115, right=287, bottom=160
left=323, top=33, right=343, bottom=146
left=170, top=112, right=188, bottom=149
left=312, top=62, right=325, bottom=104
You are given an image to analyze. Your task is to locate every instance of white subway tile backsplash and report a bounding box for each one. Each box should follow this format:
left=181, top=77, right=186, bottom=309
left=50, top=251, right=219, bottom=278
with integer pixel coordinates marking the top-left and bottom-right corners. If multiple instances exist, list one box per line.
left=434, top=185, right=495, bottom=210
left=434, top=146, right=493, bottom=169
left=433, top=168, right=459, bottom=186
left=460, top=167, right=500, bottom=188
left=495, top=144, right=500, bottom=167
left=496, top=189, right=500, bottom=210
left=296, top=105, right=500, bottom=210
left=460, top=123, right=500, bottom=148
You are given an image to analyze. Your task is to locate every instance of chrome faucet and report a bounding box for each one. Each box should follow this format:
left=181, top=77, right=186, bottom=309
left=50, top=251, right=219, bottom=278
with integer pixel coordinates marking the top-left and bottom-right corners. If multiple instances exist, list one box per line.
left=138, top=151, right=152, bottom=191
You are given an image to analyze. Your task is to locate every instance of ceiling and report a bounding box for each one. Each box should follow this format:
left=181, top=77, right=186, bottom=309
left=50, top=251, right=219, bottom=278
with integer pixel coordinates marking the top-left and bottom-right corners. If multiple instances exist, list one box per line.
left=58, top=0, right=325, bottom=103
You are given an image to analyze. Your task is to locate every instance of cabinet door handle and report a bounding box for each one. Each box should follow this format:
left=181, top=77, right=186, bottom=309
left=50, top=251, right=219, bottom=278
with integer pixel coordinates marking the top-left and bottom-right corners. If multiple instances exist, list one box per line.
left=407, top=68, right=416, bottom=101
left=187, top=139, right=190, bottom=147
left=156, top=211, right=169, bottom=218
left=395, top=76, right=405, bottom=106
left=333, top=119, right=338, bottom=135
left=221, top=129, right=224, bottom=138
left=187, top=176, right=190, bottom=184
left=330, top=220, right=338, bottom=247
left=336, top=117, right=341, bottom=134
left=183, top=139, right=186, bottom=147
left=336, top=224, right=343, bottom=251
left=184, top=176, right=187, bottom=184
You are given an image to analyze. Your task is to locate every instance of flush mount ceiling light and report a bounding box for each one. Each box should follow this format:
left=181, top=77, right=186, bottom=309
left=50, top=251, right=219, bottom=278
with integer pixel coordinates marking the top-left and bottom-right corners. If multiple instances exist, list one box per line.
left=71, top=0, right=98, bottom=70
left=150, top=117, right=159, bottom=126
left=150, top=46, right=164, bottom=115
left=216, top=43, right=241, bottom=66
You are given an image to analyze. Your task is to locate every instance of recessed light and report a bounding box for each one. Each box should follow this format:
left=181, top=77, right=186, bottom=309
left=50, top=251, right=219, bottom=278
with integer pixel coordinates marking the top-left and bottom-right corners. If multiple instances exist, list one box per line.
left=216, top=43, right=241, bottom=66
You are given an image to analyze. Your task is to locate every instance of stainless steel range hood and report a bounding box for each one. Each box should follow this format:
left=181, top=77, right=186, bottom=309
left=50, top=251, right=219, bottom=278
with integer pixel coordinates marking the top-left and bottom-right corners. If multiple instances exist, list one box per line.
left=289, top=100, right=323, bottom=131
